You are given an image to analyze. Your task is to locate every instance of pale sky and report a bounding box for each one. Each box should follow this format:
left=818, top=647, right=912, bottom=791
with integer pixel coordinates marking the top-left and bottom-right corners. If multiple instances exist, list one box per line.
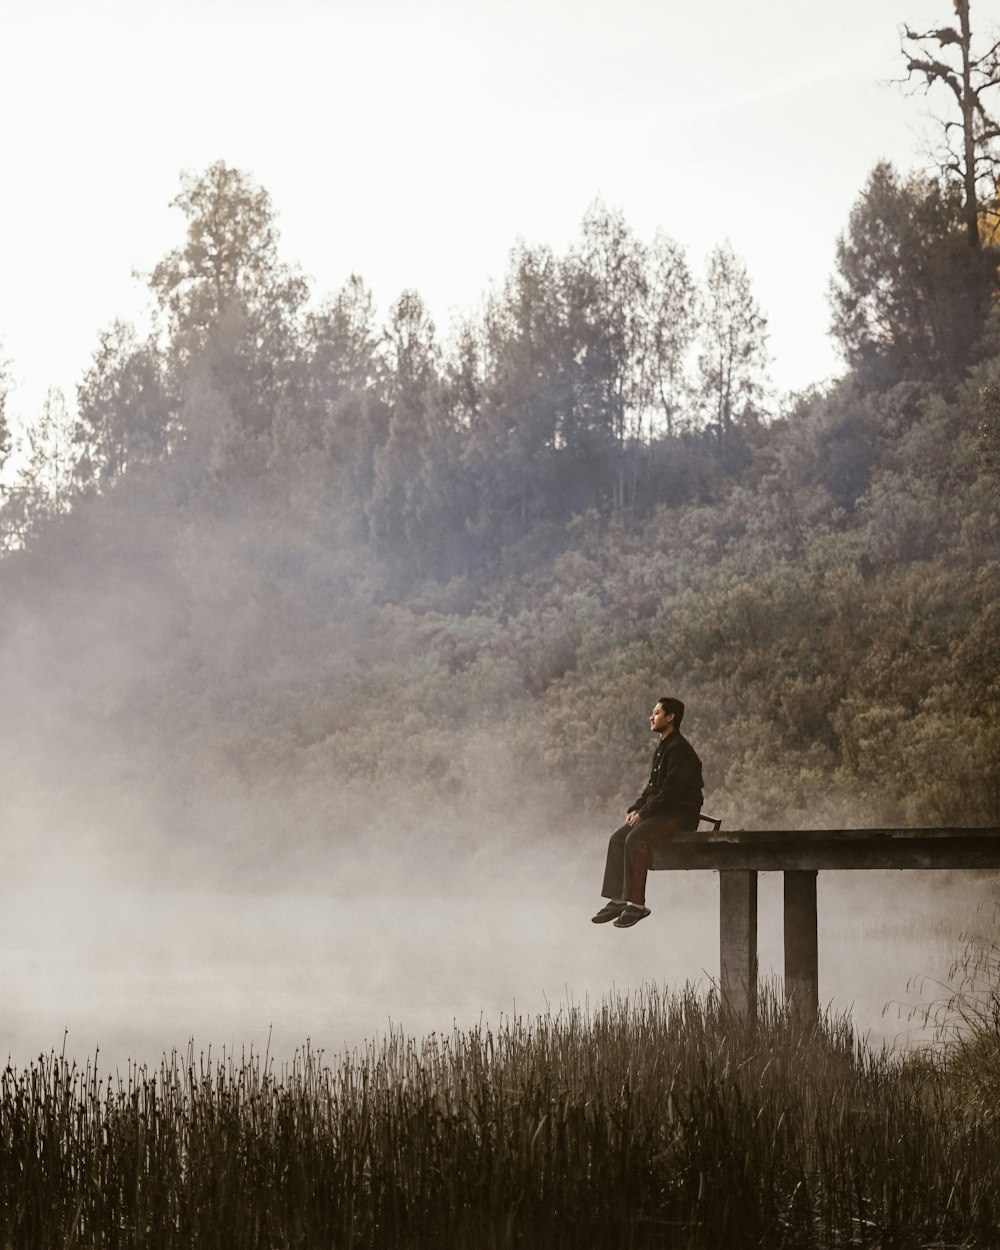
left=0, top=0, right=985, bottom=431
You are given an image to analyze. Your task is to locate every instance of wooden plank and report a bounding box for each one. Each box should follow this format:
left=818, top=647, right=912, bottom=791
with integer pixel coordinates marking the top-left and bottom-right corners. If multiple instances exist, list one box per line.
left=650, top=828, right=1000, bottom=872
left=783, top=871, right=818, bottom=1021
left=719, top=870, right=757, bottom=1018
left=689, top=827, right=999, bottom=843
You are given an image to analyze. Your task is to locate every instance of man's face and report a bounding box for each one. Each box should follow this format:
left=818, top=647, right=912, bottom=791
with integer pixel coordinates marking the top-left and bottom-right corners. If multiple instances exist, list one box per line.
left=649, top=702, right=673, bottom=734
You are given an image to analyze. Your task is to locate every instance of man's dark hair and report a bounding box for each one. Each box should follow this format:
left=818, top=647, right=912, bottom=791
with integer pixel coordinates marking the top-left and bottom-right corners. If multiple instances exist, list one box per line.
left=656, top=696, right=685, bottom=728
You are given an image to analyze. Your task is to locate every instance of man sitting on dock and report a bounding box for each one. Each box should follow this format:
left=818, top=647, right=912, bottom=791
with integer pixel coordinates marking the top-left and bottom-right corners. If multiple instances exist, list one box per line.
left=592, top=696, right=704, bottom=929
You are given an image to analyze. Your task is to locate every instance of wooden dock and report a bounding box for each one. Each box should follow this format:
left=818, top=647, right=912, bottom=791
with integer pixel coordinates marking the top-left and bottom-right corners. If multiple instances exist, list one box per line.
left=651, top=828, right=1000, bottom=1018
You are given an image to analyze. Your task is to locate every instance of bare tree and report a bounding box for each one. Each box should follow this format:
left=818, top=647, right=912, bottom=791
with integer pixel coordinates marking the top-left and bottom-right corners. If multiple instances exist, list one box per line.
left=901, top=0, right=1000, bottom=250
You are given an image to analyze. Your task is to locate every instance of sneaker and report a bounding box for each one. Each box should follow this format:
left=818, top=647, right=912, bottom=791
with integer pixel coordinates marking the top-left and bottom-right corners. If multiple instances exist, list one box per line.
left=591, top=901, right=627, bottom=924
left=613, top=903, right=651, bottom=928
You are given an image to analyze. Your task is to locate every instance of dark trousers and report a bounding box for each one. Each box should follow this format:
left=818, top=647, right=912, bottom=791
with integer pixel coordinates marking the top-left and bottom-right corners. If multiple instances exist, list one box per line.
left=601, top=816, right=687, bottom=906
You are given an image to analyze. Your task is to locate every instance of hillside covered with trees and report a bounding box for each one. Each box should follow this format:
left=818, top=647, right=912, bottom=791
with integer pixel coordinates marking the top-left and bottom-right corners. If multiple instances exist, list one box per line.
left=0, top=9, right=998, bottom=846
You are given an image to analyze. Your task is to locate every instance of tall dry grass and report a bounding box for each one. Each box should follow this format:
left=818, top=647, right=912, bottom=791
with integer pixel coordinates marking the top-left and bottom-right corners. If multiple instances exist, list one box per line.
left=2, top=984, right=997, bottom=1248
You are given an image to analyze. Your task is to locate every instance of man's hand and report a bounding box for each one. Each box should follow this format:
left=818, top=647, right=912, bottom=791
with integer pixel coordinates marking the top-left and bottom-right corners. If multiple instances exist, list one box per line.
left=626, top=810, right=641, bottom=827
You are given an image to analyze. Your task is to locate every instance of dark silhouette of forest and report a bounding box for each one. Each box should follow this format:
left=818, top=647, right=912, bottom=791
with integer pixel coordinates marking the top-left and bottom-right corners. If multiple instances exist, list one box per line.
left=1, top=6, right=999, bottom=840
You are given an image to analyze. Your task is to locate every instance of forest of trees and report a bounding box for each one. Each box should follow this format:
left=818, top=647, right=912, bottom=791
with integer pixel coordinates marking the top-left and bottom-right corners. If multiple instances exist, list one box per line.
left=0, top=4, right=998, bottom=842
left=2, top=166, right=776, bottom=575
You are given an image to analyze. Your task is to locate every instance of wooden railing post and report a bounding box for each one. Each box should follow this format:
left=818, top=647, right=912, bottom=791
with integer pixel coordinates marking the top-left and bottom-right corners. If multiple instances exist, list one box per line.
left=783, top=870, right=818, bottom=1021
left=719, top=870, right=757, bottom=1017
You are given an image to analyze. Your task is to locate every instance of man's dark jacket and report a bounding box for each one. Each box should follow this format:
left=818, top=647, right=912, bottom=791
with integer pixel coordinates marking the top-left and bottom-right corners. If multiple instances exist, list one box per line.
left=628, top=731, right=703, bottom=828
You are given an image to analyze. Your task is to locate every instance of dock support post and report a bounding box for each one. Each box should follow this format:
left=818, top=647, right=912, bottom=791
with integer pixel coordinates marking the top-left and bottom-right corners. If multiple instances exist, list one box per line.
left=719, top=870, right=757, bottom=1017
left=783, top=870, right=818, bottom=1021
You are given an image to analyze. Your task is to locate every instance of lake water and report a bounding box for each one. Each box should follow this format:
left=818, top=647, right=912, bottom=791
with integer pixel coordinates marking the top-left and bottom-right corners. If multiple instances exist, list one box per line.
left=2, top=827, right=990, bottom=1073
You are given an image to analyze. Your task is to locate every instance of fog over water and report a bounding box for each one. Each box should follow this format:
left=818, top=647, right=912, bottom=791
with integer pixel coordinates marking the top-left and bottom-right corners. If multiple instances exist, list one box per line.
left=1, top=775, right=987, bottom=1072
left=0, top=490, right=993, bottom=1075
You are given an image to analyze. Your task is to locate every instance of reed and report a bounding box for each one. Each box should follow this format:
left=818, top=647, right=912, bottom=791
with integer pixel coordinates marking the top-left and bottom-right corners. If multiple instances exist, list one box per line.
left=2, top=983, right=998, bottom=1248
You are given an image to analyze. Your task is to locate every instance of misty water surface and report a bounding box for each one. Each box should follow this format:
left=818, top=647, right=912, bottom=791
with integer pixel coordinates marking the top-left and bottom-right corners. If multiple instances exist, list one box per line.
left=2, top=810, right=984, bottom=1072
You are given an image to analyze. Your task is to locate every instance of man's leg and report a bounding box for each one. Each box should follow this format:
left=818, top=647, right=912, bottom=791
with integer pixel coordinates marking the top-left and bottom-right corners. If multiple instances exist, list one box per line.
left=612, top=818, right=684, bottom=928
left=592, top=824, right=631, bottom=923
left=622, top=817, right=684, bottom=906
left=600, top=823, right=631, bottom=900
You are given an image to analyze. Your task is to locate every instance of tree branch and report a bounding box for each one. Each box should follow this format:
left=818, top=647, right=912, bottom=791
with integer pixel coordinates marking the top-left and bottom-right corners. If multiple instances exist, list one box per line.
left=902, top=23, right=962, bottom=48
left=903, top=54, right=964, bottom=102
left=971, top=38, right=1000, bottom=70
